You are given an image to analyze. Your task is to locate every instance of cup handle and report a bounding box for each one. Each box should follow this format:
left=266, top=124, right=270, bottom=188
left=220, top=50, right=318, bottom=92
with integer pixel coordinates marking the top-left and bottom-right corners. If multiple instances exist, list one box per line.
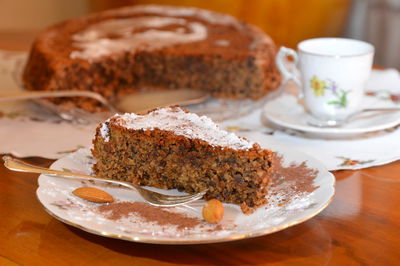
left=275, top=46, right=302, bottom=91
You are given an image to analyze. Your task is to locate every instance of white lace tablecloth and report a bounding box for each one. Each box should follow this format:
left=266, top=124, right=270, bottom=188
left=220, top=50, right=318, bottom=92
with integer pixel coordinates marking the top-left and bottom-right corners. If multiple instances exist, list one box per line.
left=1, top=50, right=400, bottom=170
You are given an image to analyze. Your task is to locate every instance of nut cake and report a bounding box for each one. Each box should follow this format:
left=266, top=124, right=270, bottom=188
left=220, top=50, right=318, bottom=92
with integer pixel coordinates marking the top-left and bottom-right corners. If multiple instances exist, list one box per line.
left=23, top=5, right=281, bottom=112
left=92, top=106, right=274, bottom=214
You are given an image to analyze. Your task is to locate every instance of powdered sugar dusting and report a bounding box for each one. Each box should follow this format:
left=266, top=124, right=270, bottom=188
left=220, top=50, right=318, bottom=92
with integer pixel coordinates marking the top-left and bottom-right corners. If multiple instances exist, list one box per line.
left=68, top=5, right=266, bottom=60
left=115, top=5, right=243, bottom=28
left=99, top=122, right=110, bottom=142
left=70, top=16, right=208, bottom=60
left=114, top=107, right=255, bottom=150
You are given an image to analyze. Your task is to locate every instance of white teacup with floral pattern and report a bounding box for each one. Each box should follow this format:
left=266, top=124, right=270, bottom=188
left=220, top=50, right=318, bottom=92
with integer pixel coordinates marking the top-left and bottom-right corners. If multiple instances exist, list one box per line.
left=276, top=38, right=374, bottom=124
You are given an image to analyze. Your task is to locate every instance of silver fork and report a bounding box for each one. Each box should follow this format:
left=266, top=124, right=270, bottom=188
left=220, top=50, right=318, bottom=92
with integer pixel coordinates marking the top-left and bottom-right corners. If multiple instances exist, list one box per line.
left=3, top=156, right=207, bottom=207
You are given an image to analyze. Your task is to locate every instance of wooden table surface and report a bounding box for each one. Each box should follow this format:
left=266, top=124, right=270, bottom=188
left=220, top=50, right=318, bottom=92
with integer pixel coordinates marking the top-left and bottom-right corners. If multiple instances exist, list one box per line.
left=1, top=32, right=400, bottom=266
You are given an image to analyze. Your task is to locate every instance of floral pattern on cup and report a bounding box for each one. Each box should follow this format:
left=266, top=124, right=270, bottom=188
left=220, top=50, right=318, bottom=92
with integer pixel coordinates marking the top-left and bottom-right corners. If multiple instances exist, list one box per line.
left=310, top=76, right=349, bottom=108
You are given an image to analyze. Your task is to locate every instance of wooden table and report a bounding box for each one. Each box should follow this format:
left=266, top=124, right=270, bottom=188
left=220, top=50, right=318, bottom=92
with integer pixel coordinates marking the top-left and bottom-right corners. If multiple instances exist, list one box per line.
left=1, top=32, right=400, bottom=266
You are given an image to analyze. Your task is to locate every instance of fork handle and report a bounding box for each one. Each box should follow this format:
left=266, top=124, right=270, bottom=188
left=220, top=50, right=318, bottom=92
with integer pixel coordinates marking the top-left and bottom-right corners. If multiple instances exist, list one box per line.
left=3, top=155, right=93, bottom=178
left=0, top=90, right=117, bottom=113
left=2, top=155, right=132, bottom=189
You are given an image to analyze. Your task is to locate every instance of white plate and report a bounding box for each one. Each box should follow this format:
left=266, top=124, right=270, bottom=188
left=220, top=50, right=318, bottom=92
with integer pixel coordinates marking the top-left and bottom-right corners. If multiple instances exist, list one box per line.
left=263, top=93, right=400, bottom=138
left=36, top=147, right=334, bottom=244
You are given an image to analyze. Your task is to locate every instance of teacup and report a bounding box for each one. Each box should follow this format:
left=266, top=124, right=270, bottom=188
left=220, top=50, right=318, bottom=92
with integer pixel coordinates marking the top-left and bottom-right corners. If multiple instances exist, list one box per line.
left=276, top=38, right=374, bottom=124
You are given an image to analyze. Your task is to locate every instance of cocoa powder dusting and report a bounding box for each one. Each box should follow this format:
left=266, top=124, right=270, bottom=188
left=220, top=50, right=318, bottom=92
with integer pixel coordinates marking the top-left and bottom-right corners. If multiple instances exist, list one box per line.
left=97, top=201, right=201, bottom=230
left=269, top=155, right=319, bottom=205
left=94, top=156, right=318, bottom=230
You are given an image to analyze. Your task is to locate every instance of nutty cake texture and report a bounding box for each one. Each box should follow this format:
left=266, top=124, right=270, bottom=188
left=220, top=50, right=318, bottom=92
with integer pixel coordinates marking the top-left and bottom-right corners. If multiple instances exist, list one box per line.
left=23, top=5, right=281, bottom=112
left=92, top=106, right=274, bottom=214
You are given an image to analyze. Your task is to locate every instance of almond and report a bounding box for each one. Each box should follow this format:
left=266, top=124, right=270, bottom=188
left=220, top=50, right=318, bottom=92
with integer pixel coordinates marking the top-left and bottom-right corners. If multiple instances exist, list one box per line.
left=72, top=187, right=114, bottom=203
left=202, top=199, right=224, bottom=224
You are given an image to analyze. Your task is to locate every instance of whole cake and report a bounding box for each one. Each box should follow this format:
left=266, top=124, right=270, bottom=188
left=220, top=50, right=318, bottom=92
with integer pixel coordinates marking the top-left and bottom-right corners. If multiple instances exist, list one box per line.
left=23, top=5, right=281, bottom=112
left=92, top=106, right=274, bottom=214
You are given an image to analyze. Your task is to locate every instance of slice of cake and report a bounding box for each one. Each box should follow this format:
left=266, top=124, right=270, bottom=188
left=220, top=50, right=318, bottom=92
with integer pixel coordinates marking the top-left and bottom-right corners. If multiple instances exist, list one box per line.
left=23, top=5, right=281, bottom=112
left=92, top=106, right=274, bottom=214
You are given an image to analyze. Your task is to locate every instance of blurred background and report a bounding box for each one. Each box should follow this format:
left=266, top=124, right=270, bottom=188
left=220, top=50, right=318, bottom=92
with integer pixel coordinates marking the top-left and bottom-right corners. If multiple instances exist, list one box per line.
left=0, top=0, right=398, bottom=69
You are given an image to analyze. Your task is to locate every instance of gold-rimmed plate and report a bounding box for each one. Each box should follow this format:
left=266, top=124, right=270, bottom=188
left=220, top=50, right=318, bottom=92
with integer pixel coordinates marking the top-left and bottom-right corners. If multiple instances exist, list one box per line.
left=36, top=146, right=335, bottom=244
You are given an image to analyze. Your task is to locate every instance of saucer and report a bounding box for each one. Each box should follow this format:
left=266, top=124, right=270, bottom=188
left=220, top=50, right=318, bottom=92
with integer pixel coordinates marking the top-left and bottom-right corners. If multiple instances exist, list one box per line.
left=262, top=93, right=400, bottom=138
